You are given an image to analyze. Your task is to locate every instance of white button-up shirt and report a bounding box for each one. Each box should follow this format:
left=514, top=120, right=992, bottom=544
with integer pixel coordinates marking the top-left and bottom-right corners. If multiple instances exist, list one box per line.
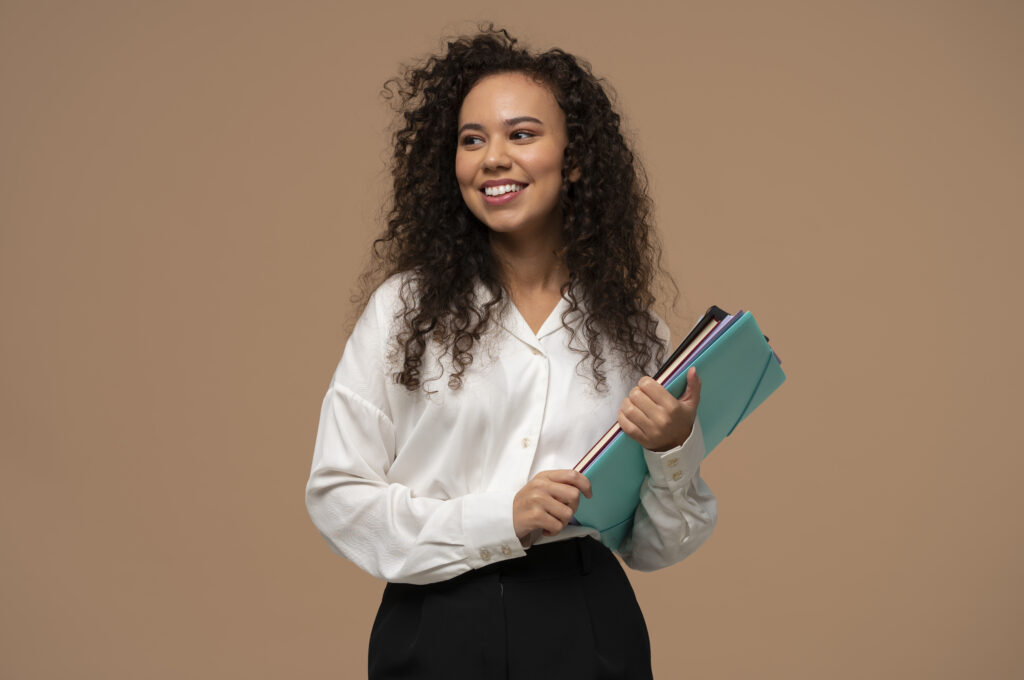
left=305, top=275, right=717, bottom=585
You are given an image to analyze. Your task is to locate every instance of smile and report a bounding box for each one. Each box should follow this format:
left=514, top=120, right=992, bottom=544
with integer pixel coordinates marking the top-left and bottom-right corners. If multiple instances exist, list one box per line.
left=481, top=183, right=527, bottom=205
left=482, top=183, right=526, bottom=197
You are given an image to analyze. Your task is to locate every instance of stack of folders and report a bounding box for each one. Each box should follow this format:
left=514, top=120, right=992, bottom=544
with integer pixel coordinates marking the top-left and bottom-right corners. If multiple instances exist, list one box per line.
left=571, top=306, right=786, bottom=551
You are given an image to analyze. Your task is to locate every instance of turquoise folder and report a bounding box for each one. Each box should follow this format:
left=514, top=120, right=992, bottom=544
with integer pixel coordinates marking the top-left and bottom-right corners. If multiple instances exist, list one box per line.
left=573, top=311, right=785, bottom=551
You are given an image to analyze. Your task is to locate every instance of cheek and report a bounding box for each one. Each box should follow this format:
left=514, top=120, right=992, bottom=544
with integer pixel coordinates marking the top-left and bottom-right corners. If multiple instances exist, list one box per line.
left=459, top=187, right=480, bottom=215
left=454, top=153, right=471, bottom=186
left=454, top=155, right=478, bottom=202
left=454, top=165, right=481, bottom=213
left=525, top=146, right=566, bottom=180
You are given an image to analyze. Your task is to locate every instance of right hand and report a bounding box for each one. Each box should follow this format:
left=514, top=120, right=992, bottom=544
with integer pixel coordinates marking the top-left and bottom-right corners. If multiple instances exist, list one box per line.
left=512, top=469, right=593, bottom=544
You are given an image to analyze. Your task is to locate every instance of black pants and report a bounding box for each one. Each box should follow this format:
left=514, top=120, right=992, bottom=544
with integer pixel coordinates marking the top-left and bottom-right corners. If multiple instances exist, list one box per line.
left=368, top=536, right=653, bottom=680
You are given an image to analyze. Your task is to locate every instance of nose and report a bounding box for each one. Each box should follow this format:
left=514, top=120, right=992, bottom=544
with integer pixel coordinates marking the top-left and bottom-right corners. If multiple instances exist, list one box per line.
left=482, top=139, right=512, bottom=171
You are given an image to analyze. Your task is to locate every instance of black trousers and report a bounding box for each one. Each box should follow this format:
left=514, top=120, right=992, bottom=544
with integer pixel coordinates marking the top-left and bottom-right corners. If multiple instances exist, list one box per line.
left=368, top=536, right=653, bottom=680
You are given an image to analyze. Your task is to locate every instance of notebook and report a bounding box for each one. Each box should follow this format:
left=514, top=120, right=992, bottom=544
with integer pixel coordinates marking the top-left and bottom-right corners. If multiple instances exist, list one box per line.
left=572, top=308, right=785, bottom=550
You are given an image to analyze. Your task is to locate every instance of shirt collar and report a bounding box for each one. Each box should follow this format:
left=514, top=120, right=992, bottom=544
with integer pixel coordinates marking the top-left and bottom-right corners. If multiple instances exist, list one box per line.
left=475, top=280, right=584, bottom=349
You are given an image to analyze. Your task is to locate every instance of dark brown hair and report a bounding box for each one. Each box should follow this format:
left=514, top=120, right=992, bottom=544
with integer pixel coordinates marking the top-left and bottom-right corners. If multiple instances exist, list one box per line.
left=358, top=25, right=673, bottom=392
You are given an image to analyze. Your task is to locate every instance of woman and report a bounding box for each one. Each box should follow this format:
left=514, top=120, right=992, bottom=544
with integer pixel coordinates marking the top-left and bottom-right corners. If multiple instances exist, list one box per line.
left=305, top=26, right=716, bottom=679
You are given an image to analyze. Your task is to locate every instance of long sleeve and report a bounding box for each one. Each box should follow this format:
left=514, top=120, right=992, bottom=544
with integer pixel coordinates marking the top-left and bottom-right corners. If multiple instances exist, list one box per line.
left=304, top=282, right=526, bottom=585
left=616, top=417, right=717, bottom=570
left=615, top=314, right=718, bottom=570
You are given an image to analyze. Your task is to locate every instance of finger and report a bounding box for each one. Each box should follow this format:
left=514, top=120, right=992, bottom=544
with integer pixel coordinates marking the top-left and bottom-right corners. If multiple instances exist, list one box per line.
left=537, top=511, right=564, bottom=536
left=538, top=495, right=574, bottom=525
left=620, top=395, right=656, bottom=436
left=636, top=376, right=678, bottom=412
left=629, top=381, right=665, bottom=419
left=539, top=469, right=592, bottom=499
left=681, top=367, right=701, bottom=405
left=542, top=480, right=581, bottom=510
left=618, top=410, right=649, bottom=445
left=520, top=495, right=567, bottom=536
left=630, top=381, right=679, bottom=433
left=578, top=473, right=592, bottom=499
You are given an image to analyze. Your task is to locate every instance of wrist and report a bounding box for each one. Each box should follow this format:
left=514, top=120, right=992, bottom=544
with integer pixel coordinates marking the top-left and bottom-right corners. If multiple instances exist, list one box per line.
left=649, top=426, right=693, bottom=452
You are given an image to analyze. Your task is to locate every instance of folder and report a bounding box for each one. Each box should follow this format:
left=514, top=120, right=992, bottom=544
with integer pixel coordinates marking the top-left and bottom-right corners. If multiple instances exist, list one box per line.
left=571, top=308, right=785, bottom=551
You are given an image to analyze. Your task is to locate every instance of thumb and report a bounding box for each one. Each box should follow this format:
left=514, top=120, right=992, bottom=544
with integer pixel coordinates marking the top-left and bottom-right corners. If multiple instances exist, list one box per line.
left=680, top=366, right=701, bottom=405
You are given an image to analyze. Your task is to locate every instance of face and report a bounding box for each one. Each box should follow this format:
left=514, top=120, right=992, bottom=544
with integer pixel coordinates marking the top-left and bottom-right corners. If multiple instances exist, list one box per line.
left=455, top=72, right=576, bottom=240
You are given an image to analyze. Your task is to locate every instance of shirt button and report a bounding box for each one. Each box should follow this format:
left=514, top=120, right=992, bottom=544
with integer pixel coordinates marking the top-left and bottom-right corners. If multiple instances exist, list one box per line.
left=671, top=470, right=683, bottom=481
left=501, top=545, right=513, bottom=556
left=531, top=348, right=542, bottom=356
left=480, top=548, right=492, bottom=561
left=667, top=458, right=679, bottom=468
left=522, top=438, right=531, bottom=449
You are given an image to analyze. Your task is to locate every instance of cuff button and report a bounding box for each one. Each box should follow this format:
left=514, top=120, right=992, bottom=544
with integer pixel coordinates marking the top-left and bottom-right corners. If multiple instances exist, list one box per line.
left=671, top=470, right=683, bottom=481
left=479, top=548, right=492, bottom=561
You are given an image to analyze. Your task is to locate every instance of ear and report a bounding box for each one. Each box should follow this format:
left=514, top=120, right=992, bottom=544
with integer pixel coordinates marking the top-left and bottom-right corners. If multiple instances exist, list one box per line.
left=567, top=165, right=581, bottom=182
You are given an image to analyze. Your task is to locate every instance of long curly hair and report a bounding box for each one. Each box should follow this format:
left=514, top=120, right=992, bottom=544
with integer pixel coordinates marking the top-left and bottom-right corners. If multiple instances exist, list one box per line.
left=357, top=25, right=674, bottom=392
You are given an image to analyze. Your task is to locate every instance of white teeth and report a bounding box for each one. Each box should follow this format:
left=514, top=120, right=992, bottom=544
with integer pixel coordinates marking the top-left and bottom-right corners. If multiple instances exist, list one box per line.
left=484, top=183, right=525, bottom=196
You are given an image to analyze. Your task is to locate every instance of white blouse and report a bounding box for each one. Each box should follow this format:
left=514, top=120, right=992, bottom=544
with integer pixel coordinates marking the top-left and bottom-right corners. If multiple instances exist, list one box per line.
left=305, top=274, right=717, bottom=585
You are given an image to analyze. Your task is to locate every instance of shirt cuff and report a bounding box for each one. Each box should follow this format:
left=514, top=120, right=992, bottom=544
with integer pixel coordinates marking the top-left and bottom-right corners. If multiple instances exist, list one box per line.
left=461, top=490, right=528, bottom=569
left=642, top=416, right=706, bottom=489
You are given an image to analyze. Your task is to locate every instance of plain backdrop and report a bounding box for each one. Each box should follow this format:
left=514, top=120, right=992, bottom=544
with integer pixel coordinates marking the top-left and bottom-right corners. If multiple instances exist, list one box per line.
left=2, top=1, right=1022, bottom=678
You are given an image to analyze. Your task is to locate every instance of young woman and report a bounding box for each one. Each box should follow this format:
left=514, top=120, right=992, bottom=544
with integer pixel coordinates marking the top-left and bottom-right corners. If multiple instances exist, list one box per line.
left=305, top=26, right=717, bottom=679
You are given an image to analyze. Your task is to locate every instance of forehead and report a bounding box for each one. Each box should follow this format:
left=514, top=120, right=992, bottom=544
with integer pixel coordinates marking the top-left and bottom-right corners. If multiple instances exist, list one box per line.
left=458, top=72, right=564, bottom=125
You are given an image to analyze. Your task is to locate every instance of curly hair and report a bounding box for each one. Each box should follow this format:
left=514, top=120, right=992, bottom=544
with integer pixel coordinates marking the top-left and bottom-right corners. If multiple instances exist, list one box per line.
left=357, top=25, right=674, bottom=393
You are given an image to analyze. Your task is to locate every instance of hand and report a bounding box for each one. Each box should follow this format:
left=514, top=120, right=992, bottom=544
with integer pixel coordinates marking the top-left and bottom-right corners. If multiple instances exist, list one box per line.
left=512, top=469, right=593, bottom=545
left=617, top=366, right=702, bottom=452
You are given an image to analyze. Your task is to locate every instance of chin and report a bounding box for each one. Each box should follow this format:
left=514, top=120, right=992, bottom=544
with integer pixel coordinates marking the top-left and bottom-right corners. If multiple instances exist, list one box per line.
left=481, top=218, right=536, bottom=235
left=469, top=209, right=520, bottom=232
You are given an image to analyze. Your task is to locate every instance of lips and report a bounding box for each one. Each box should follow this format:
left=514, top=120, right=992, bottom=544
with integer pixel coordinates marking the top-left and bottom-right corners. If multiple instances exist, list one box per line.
left=481, top=180, right=527, bottom=193
left=480, top=179, right=528, bottom=189
left=482, top=185, right=525, bottom=205
left=479, top=179, right=528, bottom=205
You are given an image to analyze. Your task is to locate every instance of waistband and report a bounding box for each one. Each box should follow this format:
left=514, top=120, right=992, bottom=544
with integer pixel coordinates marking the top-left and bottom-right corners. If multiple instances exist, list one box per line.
left=425, top=536, right=612, bottom=590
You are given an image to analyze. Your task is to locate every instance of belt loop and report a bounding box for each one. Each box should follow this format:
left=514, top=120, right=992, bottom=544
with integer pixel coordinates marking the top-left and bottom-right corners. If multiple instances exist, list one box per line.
left=577, top=537, right=592, bottom=575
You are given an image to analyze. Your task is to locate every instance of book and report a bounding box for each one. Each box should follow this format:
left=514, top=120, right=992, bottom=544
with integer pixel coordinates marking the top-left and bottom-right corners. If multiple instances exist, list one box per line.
left=571, top=307, right=785, bottom=551
left=574, top=306, right=728, bottom=474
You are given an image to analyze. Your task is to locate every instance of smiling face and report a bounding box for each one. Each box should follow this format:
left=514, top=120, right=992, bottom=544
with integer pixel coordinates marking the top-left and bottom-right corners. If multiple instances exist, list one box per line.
left=455, top=72, right=574, bottom=241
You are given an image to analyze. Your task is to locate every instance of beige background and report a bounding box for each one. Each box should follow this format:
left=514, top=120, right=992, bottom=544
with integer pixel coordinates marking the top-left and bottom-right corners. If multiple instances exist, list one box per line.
left=2, top=1, right=1022, bottom=678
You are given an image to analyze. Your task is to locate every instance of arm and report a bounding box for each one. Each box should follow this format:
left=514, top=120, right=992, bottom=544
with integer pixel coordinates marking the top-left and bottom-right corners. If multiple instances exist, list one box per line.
left=618, top=414, right=717, bottom=570
left=612, top=316, right=718, bottom=570
left=304, top=283, right=526, bottom=585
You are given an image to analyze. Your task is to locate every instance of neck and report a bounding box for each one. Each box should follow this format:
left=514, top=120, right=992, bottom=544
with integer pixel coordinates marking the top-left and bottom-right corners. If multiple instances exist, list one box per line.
left=489, top=229, right=568, bottom=296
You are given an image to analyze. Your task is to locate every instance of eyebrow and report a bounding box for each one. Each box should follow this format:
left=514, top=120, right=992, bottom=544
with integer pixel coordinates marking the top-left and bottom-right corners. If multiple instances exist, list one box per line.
left=457, top=116, right=544, bottom=136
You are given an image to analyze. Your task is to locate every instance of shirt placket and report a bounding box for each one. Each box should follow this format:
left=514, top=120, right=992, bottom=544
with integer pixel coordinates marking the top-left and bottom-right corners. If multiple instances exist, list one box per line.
left=495, top=311, right=553, bottom=490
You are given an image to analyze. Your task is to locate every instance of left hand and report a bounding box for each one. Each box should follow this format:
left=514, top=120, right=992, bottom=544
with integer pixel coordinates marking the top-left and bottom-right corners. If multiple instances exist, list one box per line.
left=617, top=367, right=702, bottom=452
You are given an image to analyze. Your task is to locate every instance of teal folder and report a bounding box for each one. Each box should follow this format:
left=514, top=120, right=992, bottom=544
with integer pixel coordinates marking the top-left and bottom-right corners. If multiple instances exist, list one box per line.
left=573, top=310, right=785, bottom=551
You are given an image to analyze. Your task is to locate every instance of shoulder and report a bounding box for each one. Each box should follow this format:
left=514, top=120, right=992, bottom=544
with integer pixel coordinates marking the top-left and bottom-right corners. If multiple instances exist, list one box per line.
left=354, top=271, right=426, bottom=339
left=634, top=308, right=671, bottom=376
left=342, top=273, right=414, bottom=364
left=648, top=309, right=671, bottom=351
left=330, top=275, right=416, bottom=415
left=366, top=271, right=415, bottom=316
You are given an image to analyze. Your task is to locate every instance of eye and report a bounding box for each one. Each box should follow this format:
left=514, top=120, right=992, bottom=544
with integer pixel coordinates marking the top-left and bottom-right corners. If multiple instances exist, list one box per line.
left=511, top=130, right=536, bottom=141
left=459, top=134, right=484, bottom=147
